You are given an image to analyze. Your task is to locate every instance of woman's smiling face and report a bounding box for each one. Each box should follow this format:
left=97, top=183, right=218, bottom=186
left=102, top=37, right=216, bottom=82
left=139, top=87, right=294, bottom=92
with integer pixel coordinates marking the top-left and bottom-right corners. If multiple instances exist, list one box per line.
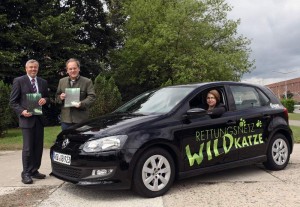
left=207, top=93, right=217, bottom=108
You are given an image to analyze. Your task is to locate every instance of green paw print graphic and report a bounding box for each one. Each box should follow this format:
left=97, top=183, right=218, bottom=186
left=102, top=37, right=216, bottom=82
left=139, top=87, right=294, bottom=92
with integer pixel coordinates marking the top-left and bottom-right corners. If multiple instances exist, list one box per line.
left=239, top=118, right=246, bottom=127
left=256, top=120, right=262, bottom=128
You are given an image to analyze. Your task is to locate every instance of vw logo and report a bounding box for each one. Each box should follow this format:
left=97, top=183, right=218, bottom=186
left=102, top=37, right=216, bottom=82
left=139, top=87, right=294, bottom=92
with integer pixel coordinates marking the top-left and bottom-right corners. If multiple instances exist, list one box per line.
left=62, top=139, right=70, bottom=149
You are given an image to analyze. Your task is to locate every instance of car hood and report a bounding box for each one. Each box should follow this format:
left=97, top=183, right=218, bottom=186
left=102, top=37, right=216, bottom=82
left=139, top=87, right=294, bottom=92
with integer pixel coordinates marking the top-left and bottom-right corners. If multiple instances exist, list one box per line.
left=61, top=113, right=162, bottom=138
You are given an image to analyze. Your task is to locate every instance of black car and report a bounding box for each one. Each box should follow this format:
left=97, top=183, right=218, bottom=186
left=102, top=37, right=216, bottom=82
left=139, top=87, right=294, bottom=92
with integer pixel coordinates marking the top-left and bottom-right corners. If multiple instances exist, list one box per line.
left=50, top=81, right=294, bottom=198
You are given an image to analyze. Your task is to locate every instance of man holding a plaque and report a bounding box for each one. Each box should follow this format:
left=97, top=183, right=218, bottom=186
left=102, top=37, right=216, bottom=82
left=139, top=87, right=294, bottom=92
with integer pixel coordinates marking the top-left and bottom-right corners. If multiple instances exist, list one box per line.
left=56, top=58, right=96, bottom=130
left=9, top=59, right=50, bottom=184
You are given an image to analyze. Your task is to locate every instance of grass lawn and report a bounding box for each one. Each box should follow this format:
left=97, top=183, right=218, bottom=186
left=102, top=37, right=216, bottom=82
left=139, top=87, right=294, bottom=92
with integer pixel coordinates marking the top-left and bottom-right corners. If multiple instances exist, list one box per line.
left=0, top=123, right=299, bottom=151
left=289, top=113, right=300, bottom=120
left=289, top=113, right=300, bottom=143
left=0, top=126, right=60, bottom=150
left=290, top=125, right=300, bottom=143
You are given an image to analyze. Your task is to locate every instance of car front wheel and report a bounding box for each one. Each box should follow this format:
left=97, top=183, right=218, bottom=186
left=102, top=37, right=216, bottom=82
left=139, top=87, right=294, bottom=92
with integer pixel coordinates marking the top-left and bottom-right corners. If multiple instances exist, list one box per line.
left=263, top=133, right=290, bottom=170
left=133, top=148, right=175, bottom=198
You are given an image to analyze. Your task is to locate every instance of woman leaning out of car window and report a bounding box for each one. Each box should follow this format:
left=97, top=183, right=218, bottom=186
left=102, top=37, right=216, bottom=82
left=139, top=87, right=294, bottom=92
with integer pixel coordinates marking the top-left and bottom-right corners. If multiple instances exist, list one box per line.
left=206, top=89, right=226, bottom=118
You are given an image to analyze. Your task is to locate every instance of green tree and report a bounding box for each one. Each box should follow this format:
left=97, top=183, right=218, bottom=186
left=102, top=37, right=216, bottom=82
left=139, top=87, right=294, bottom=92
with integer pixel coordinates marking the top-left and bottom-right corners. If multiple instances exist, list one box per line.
left=61, top=0, right=120, bottom=79
left=105, top=0, right=127, bottom=47
left=89, top=75, right=122, bottom=118
left=0, top=81, right=13, bottom=136
left=111, top=0, right=254, bottom=101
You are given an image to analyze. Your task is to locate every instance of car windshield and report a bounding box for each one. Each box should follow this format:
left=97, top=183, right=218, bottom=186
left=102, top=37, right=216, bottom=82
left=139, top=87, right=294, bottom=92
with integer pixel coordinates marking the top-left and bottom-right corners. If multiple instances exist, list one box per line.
left=114, top=87, right=195, bottom=115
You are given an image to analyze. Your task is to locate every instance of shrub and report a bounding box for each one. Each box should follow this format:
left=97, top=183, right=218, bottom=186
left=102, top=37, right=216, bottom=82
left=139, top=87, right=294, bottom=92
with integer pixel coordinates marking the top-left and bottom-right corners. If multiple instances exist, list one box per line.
left=281, top=98, right=295, bottom=113
left=0, top=81, right=14, bottom=137
left=89, top=75, right=122, bottom=118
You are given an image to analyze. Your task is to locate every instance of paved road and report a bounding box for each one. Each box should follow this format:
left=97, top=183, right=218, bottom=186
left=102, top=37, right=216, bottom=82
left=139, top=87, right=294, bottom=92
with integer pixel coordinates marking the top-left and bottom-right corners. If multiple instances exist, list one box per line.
left=0, top=143, right=300, bottom=207
left=289, top=119, right=300, bottom=126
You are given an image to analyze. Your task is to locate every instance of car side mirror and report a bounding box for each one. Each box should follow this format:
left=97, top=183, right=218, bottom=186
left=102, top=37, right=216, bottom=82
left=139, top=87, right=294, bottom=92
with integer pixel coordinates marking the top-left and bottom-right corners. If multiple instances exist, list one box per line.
left=185, top=108, right=207, bottom=117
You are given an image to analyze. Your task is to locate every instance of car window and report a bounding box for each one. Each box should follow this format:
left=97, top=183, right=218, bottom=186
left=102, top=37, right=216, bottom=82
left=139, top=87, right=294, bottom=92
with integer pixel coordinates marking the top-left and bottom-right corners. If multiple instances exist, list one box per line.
left=114, top=87, right=195, bottom=114
left=257, top=88, right=270, bottom=106
left=189, top=87, right=226, bottom=109
left=230, top=85, right=264, bottom=110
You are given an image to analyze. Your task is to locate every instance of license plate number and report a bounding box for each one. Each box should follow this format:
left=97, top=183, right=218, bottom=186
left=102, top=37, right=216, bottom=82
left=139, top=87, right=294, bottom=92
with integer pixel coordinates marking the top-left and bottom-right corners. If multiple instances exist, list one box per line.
left=53, top=151, right=71, bottom=165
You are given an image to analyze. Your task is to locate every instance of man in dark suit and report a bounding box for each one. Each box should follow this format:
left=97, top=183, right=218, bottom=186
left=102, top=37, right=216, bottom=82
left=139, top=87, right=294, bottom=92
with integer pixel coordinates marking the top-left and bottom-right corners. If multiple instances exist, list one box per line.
left=9, top=59, right=50, bottom=184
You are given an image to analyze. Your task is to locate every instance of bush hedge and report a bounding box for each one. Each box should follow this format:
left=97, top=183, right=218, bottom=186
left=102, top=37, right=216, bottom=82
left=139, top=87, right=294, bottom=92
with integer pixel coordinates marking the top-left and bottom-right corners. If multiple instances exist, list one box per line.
left=0, top=81, right=14, bottom=137
left=89, top=75, right=122, bottom=118
left=281, top=98, right=295, bottom=113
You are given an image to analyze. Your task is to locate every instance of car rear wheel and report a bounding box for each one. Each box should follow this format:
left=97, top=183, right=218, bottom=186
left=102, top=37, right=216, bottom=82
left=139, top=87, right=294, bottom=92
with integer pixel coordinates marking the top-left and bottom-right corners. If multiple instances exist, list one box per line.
left=133, top=148, right=175, bottom=198
left=263, top=133, right=290, bottom=170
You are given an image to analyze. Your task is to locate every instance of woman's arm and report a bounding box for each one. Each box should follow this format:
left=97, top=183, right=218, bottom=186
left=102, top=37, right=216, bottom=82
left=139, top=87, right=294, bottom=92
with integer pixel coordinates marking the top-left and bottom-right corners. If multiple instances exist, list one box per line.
left=208, top=103, right=226, bottom=118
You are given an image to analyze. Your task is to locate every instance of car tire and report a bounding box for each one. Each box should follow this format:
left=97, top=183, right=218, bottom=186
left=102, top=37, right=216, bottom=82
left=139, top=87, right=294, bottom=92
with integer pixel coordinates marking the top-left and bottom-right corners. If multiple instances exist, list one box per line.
left=263, top=133, right=290, bottom=170
left=133, top=148, right=175, bottom=198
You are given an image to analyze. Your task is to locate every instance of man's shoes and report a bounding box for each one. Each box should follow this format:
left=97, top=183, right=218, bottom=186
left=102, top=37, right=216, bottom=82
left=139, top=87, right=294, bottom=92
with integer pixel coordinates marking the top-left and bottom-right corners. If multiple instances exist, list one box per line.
left=31, top=171, right=46, bottom=179
left=22, top=175, right=33, bottom=184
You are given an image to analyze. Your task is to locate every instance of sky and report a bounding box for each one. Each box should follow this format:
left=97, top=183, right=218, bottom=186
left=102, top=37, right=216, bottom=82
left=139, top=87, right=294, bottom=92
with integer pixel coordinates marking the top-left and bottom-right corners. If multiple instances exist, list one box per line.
left=226, top=0, right=300, bottom=85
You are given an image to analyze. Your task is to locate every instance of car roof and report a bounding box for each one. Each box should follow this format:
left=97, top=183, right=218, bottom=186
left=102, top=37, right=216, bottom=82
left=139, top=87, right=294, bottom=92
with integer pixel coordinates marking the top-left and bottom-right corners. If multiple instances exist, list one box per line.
left=166, top=81, right=263, bottom=89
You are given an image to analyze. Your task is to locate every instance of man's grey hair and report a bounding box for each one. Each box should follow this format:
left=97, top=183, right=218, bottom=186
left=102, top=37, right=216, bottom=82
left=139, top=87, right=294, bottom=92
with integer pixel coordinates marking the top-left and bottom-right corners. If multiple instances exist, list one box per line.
left=66, top=58, right=80, bottom=69
left=25, top=59, right=39, bottom=67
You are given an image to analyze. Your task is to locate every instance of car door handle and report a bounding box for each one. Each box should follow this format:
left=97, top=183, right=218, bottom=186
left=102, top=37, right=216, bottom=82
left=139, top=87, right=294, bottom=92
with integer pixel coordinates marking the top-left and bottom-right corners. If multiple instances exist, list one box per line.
left=226, top=120, right=236, bottom=125
left=262, top=114, right=271, bottom=119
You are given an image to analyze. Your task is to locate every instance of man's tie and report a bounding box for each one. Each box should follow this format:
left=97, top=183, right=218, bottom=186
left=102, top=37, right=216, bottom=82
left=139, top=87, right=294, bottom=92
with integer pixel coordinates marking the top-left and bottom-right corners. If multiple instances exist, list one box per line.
left=31, top=79, right=37, bottom=93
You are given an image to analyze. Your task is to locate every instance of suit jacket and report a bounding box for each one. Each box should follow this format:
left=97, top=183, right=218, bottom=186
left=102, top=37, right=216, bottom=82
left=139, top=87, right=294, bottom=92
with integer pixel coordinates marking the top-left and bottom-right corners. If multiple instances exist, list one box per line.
left=9, top=75, right=50, bottom=128
left=56, top=76, right=96, bottom=124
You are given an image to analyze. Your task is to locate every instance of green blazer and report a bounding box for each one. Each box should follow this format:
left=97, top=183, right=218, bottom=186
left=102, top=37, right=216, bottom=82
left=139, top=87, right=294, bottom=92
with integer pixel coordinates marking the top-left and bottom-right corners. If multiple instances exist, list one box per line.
left=56, top=76, right=96, bottom=124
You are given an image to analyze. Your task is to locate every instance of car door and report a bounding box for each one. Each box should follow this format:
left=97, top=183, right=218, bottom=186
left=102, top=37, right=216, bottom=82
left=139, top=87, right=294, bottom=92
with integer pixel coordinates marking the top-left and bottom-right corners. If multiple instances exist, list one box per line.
left=228, top=85, right=271, bottom=160
left=179, top=86, right=239, bottom=171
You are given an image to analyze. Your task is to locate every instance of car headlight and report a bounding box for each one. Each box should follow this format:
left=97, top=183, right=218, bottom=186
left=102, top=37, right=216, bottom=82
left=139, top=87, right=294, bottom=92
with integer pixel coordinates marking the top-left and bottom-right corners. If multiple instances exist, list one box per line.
left=82, top=135, right=128, bottom=153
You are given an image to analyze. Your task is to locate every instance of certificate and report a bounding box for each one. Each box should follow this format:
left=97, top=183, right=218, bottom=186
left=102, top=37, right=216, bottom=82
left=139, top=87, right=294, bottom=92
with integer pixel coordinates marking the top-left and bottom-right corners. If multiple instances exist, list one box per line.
left=64, top=88, right=80, bottom=107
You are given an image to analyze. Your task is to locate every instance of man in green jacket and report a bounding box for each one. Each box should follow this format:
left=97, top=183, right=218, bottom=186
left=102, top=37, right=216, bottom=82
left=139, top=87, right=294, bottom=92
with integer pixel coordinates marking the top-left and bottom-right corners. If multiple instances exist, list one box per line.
left=56, top=58, right=96, bottom=130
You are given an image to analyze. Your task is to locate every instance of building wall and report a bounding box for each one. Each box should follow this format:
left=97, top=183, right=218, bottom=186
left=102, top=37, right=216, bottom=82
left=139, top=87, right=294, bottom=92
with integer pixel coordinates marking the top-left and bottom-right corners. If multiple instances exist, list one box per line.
left=266, top=77, right=300, bottom=103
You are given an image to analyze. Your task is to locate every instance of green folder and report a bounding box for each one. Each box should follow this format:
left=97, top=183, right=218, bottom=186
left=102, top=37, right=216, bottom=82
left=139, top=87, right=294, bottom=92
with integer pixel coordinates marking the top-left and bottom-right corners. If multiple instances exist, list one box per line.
left=26, top=93, right=43, bottom=115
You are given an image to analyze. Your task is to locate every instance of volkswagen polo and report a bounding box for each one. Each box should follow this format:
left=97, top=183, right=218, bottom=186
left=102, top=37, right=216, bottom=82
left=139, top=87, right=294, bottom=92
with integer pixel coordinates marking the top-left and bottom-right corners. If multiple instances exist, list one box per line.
left=50, top=81, right=294, bottom=198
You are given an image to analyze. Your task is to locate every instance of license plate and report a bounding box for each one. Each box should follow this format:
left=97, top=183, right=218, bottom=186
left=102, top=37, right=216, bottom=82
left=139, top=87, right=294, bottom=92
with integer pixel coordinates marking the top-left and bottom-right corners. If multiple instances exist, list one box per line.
left=53, top=151, right=71, bottom=165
